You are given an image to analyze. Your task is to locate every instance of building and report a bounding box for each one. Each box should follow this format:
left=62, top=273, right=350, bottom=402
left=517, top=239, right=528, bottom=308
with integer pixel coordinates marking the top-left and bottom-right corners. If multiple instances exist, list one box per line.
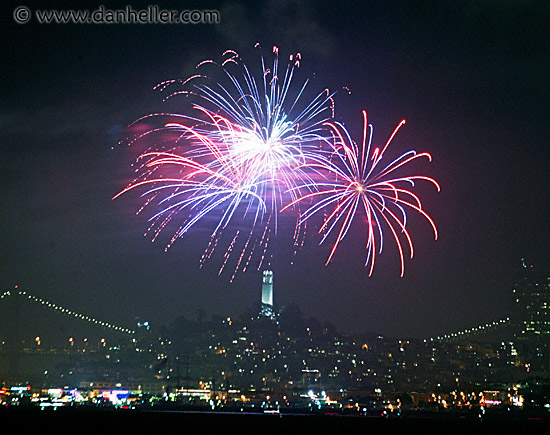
left=512, top=260, right=550, bottom=339
left=261, top=270, right=274, bottom=316
left=511, top=260, right=550, bottom=370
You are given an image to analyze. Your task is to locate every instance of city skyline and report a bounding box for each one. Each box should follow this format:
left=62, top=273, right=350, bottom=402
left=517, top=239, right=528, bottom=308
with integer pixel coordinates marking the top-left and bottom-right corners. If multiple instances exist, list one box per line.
left=1, top=1, right=549, bottom=339
left=0, top=267, right=545, bottom=410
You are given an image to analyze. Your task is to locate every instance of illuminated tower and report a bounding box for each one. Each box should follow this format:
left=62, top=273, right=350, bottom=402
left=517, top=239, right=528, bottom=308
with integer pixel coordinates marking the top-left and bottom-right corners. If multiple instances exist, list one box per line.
left=261, top=270, right=274, bottom=316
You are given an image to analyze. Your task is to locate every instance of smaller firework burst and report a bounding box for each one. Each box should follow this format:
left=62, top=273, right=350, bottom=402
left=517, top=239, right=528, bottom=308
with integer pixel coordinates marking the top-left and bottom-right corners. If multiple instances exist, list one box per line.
left=283, top=110, right=439, bottom=276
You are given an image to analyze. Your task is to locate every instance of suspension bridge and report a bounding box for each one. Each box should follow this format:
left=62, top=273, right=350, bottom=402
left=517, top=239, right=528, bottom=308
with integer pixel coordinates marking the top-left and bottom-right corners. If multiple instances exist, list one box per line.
left=1, top=285, right=513, bottom=344
left=0, top=286, right=135, bottom=336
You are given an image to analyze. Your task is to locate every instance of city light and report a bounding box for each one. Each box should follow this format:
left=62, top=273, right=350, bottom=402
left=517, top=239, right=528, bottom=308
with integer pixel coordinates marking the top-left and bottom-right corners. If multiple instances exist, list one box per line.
left=1, top=264, right=549, bottom=419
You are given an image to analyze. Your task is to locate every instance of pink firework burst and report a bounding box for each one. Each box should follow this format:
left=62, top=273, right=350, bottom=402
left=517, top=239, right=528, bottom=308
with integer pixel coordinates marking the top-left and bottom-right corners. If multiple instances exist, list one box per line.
left=283, top=110, right=439, bottom=276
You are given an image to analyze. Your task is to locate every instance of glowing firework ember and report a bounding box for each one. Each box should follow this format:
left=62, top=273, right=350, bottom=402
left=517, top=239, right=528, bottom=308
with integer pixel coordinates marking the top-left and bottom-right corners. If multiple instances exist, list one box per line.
left=282, top=110, right=439, bottom=276
left=114, top=46, right=335, bottom=279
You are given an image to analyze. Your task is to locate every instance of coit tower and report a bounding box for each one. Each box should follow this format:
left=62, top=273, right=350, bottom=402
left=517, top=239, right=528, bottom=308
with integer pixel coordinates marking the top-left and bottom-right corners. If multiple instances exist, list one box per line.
left=261, top=270, right=273, bottom=307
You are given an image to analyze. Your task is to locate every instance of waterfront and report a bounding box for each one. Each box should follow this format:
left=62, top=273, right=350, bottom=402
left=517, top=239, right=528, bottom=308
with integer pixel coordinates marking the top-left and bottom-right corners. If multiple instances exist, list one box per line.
left=2, top=406, right=549, bottom=434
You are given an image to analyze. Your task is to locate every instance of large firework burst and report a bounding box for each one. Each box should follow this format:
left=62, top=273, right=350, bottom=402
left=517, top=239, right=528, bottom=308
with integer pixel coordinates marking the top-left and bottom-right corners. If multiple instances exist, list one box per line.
left=114, top=46, right=335, bottom=279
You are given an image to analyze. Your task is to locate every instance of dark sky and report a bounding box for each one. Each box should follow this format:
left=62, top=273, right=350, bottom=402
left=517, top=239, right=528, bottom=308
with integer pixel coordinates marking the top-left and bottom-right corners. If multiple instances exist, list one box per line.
left=1, top=0, right=549, bottom=339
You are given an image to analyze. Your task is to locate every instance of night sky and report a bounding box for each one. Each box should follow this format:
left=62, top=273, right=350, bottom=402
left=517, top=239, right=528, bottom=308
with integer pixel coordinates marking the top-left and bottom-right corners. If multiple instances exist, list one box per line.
left=1, top=0, right=549, bottom=339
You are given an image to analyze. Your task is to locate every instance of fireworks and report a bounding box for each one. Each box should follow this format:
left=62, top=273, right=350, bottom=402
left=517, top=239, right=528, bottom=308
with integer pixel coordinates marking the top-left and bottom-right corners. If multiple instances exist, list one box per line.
left=114, top=46, right=335, bottom=279
left=115, top=46, right=439, bottom=278
left=282, top=110, right=439, bottom=276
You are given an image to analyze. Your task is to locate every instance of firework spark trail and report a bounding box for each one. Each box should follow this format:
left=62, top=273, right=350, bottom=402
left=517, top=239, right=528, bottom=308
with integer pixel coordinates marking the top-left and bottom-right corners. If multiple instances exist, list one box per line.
left=283, top=110, right=439, bottom=276
left=230, top=228, right=255, bottom=283
left=242, top=222, right=269, bottom=273
left=257, top=227, right=271, bottom=271
left=200, top=231, right=222, bottom=268
left=114, top=150, right=268, bottom=238
left=219, top=231, right=240, bottom=275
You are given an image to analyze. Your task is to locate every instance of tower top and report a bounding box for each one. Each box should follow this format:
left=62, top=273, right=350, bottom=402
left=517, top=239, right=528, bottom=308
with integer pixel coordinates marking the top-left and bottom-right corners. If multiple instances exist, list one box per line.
left=261, top=270, right=274, bottom=315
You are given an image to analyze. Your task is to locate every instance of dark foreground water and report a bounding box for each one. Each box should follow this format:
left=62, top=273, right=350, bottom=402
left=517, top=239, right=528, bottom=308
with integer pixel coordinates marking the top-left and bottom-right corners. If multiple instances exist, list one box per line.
left=2, top=407, right=549, bottom=434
